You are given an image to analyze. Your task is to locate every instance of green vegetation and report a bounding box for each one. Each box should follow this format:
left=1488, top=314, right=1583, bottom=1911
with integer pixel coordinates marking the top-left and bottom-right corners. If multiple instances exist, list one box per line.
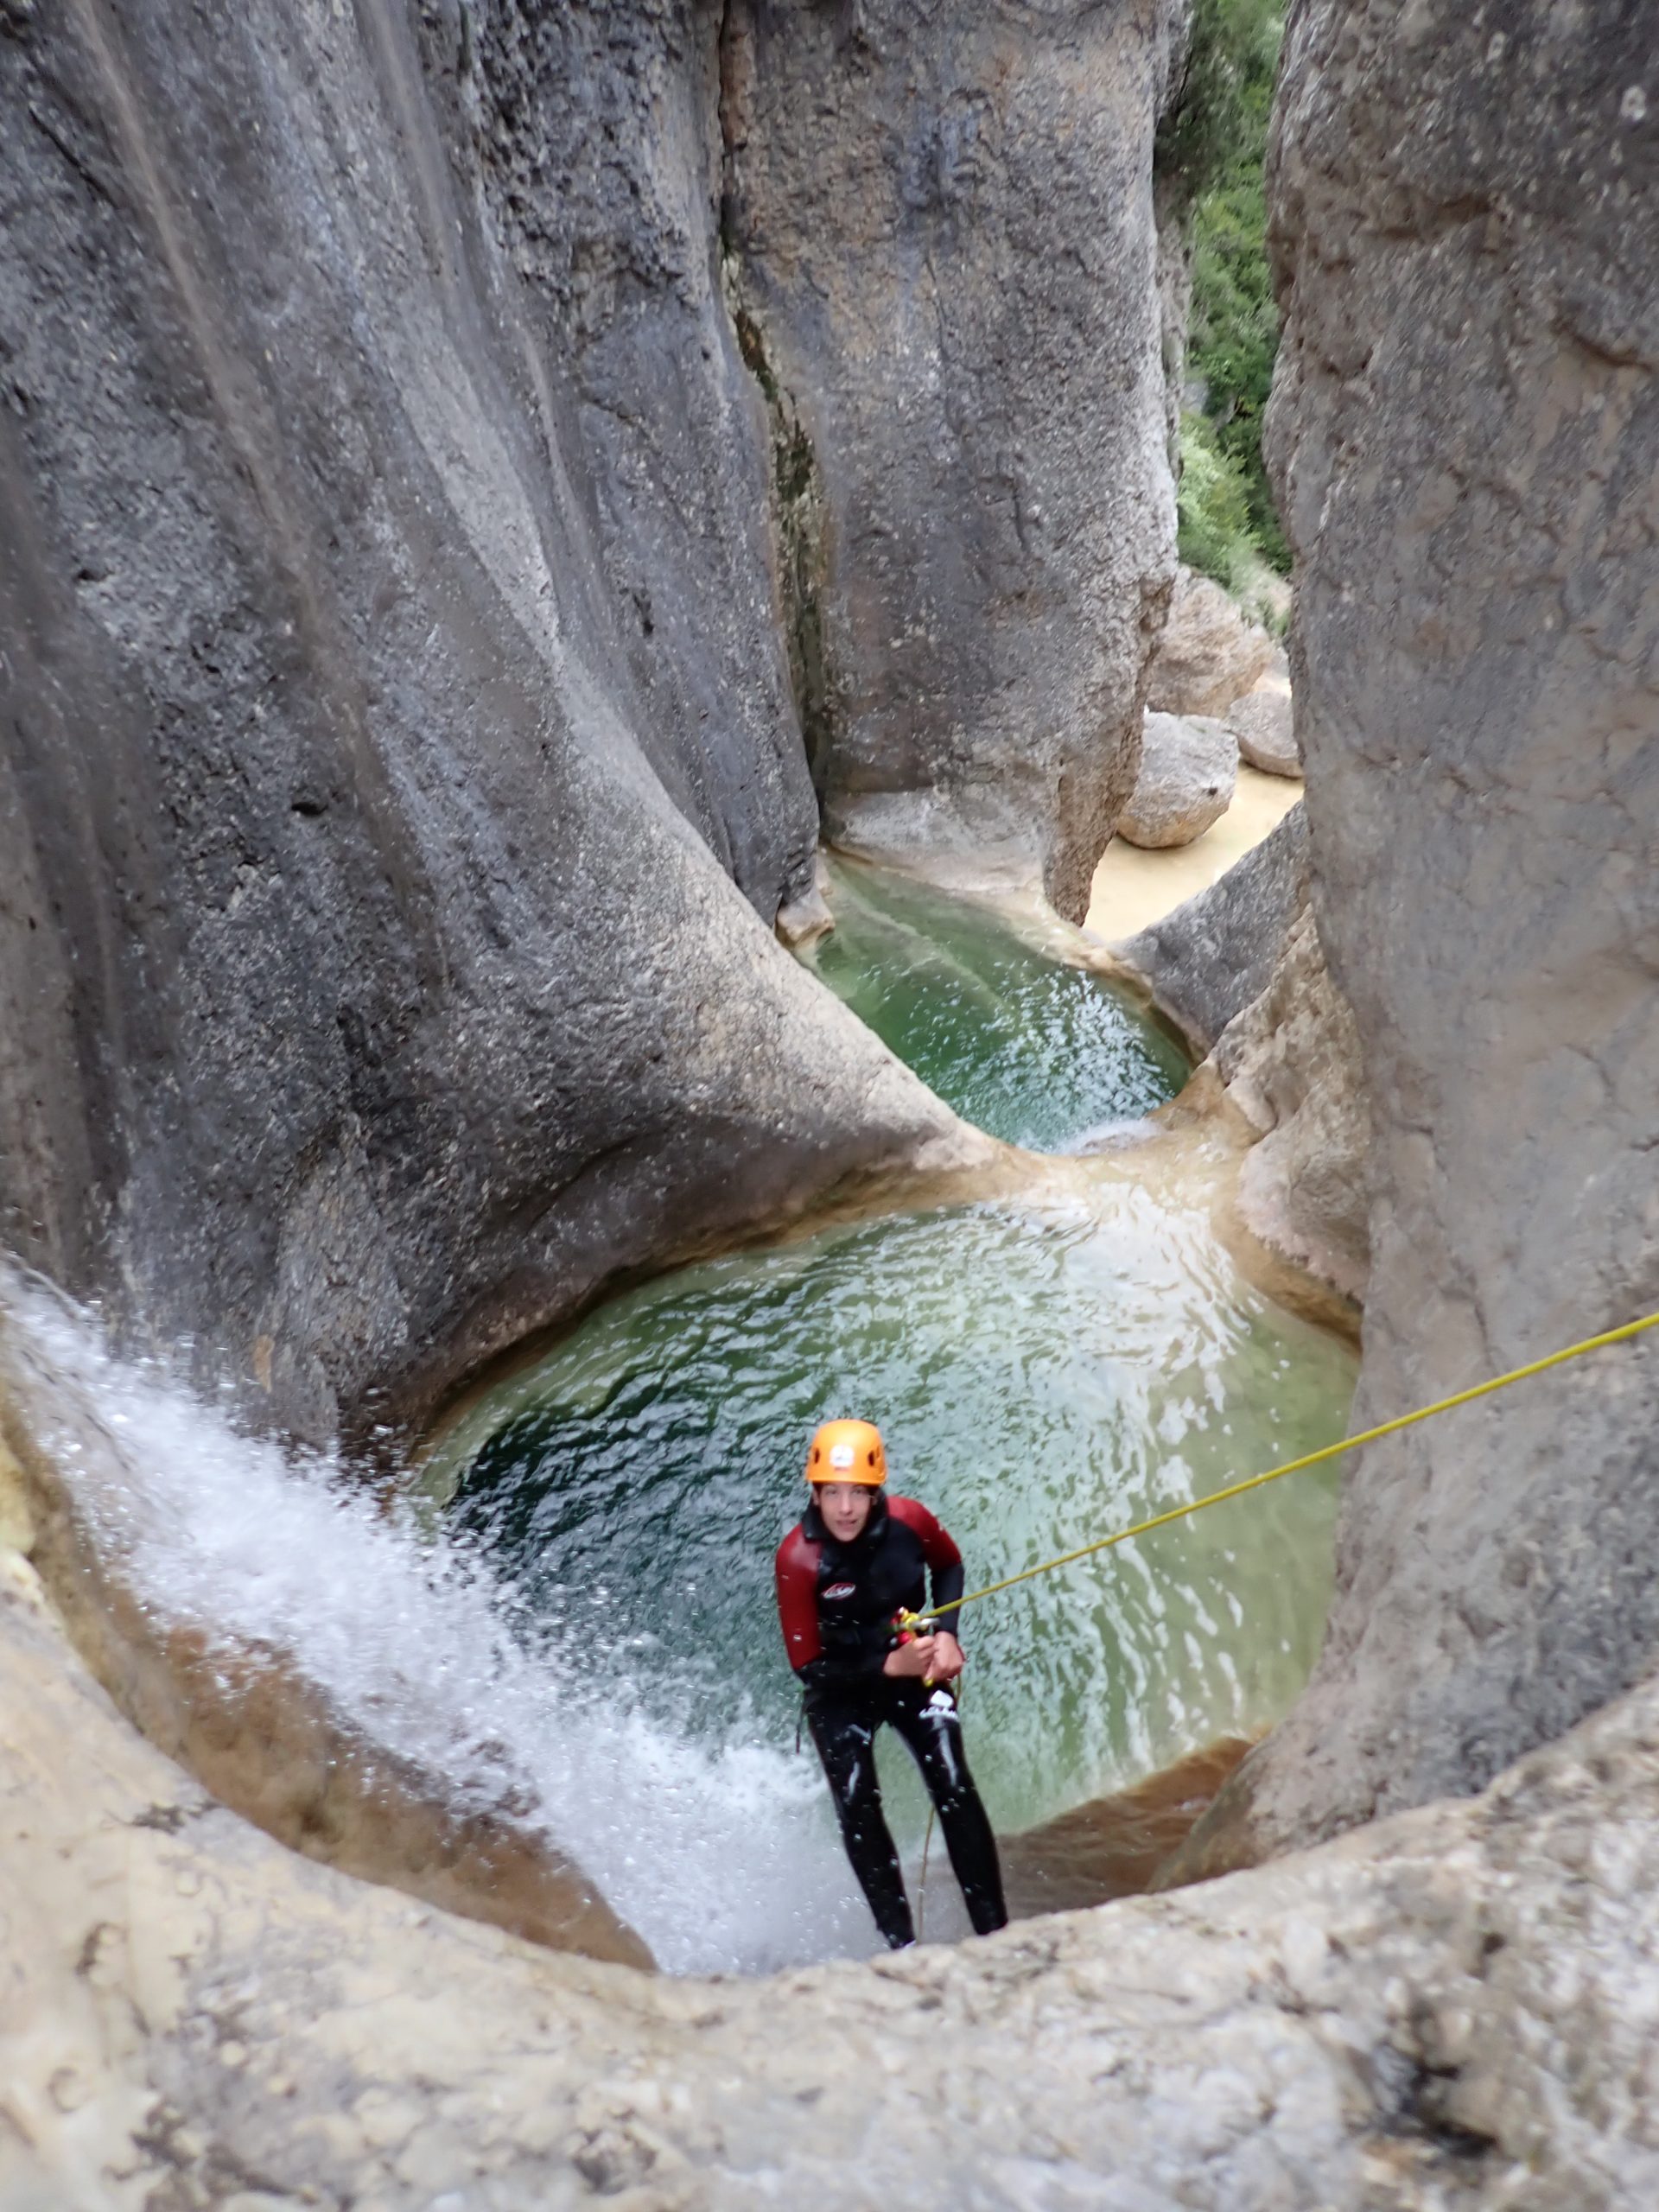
left=1157, top=0, right=1289, bottom=609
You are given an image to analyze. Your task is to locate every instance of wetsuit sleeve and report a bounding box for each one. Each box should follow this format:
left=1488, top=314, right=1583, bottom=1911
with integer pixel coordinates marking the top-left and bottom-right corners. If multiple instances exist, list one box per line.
left=775, top=1529, right=823, bottom=1671
left=799, top=1635, right=898, bottom=1694
left=889, top=1497, right=965, bottom=1642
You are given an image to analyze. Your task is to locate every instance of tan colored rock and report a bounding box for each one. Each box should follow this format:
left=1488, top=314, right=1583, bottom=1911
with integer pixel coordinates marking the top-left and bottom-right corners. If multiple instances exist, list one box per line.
left=0, top=1357, right=653, bottom=1974
left=8, top=1528, right=1659, bottom=2209
left=1115, top=710, right=1237, bottom=850
left=774, top=854, right=836, bottom=950
left=1148, top=566, right=1277, bottom=717
left=1226, top=673, right=1301, bottom=778
left=1215, top=903, right=1370, bottom=1304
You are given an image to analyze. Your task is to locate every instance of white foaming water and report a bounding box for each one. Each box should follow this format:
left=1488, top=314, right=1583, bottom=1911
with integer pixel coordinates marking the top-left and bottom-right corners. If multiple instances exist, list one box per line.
left=1, top=1278, right=878, bottom=1975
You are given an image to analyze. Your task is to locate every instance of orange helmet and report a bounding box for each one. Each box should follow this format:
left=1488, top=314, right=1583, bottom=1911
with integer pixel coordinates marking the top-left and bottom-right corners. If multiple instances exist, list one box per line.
left=805, top=1418, right=887, bottom=1486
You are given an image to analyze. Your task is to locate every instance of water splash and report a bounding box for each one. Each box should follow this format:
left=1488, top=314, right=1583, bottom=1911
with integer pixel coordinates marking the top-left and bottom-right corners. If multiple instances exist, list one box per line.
left=0, top=1274, right=881, bottom=1974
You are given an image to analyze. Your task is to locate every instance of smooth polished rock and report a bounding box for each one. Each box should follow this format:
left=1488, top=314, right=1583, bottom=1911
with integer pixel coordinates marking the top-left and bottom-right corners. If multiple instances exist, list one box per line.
left=1116, top=711, right=1238, bottom=850
left=1216, top=903, right=1370, bottom=1304
left=6, top=1534, right=1659, bottom=2209
left=1116, top=804, right=1311, bottom=1055
left=1227, top=676, right=1301, bottom=778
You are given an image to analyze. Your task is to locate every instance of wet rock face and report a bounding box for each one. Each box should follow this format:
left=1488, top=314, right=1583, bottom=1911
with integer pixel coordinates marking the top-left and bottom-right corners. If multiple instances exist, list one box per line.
left=1200, top=0, right=1659, bottom=1863
left=721, top=0, right=1185, bottom=922
left=0, top=0, right=986, bottom=1446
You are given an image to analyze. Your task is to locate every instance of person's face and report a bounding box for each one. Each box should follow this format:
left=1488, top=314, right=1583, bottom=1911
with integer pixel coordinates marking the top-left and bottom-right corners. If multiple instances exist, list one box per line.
left=816, top=1481, right=875, bottom=1542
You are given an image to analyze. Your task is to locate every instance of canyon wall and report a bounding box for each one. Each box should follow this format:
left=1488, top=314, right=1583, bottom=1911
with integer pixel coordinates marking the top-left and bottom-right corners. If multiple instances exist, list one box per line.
left=0, top=0, right=1019, bottom=1448
left=10, top=1508, right=1659, bottom=2206
left=1178, top=0, right=1659, bottom=1872
left=0, top=0, right=1189, bottom=1444
left=720, top=0, right=1183, bottom=921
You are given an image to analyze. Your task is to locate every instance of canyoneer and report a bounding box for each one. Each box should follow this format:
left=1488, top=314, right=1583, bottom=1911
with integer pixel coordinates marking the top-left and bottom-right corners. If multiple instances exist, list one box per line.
left=774, top=1417, right=1007, bottom=1948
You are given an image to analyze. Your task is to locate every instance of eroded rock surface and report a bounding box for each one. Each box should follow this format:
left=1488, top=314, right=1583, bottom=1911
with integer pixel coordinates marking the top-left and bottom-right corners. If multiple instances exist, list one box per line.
left=1228, top=671, right=1301, bottom=777
left=1216, top=902, right=1370, bottom=1305
left=1115, top=801, right=1368, bottom=1306
left=1190, top=0, right=1659, bottom=1868
left=1116, top=709, right=1237, bottom=850
left=0, top=0, right=993, bottom=1451
left=1147, top=563, right=1278, bottom=718
left=7, top=1534, right=1659, bottom=2209
left=0, top=1333, right=653, bottom=1972
left=1116, top=803, right=1311, bottom=1054
left=721, top=0, right=1185, bottom=921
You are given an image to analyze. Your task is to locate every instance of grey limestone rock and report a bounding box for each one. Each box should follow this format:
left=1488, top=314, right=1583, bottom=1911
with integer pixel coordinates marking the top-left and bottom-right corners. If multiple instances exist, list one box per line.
left=1148, top=563, right=1278, bottom=717
left=1115, top=799, right=1368, bottom=1303
left=1115, top=709, right=1237, bottom=849
left=1216, top=903, right=1370, bottom=1303
left=0, top=0, right=991, bottom=1450
left=720, top=0, right=1187, bottom=923
left=1187, top=0, right=1659, bottom=1871
left=1116, top=802, right=1312, bottom=1053
left=1227, top=673, right=1302, bottom=777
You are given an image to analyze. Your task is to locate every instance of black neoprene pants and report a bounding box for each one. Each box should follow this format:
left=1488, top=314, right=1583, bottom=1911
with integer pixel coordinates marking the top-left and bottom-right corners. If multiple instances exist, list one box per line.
left=807, top=1679, right=1007, bottom=1948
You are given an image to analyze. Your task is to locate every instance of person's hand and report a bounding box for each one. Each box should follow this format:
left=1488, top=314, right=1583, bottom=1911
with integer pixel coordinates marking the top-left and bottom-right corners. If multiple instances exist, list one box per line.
left=883, top=1635, right=938, bottom=1679
left=928, top=1632, right=964, bottom=1682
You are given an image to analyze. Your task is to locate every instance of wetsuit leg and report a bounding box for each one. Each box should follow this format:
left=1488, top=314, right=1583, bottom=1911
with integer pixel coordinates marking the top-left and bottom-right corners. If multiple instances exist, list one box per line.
left=806, top=1698, right=915, bottom=1948
left=887, top=1684, right=1008, bottom=1936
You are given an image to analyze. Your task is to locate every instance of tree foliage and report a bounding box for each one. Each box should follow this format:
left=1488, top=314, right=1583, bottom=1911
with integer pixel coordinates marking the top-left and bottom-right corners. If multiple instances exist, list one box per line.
left=1159, top=0, right=1289, bottom=583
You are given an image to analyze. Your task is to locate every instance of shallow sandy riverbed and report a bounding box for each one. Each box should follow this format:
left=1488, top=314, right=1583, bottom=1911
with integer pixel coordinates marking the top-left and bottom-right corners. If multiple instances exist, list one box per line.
left=1085, top=764, right=1302, bottom=943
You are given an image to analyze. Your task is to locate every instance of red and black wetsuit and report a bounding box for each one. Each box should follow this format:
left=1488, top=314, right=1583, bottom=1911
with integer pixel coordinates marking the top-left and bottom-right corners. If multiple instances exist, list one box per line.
left=775, top=1491, right=1007, bottom=1948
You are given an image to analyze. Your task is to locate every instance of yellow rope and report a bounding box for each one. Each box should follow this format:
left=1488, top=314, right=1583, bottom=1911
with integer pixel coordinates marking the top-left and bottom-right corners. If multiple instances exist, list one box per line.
left=899, top=1306, right=1659, bottom=1634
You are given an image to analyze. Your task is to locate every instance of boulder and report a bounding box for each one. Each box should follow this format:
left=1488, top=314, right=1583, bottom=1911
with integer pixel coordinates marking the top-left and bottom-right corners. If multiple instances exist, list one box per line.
left=1147, top=565, right=1277, bottom=717
left=1115, top=804, right=1310, bottom=1053
left=1115, top=711, right=1237, bottom=850
left=1226, top=673, right=1301, bottom=778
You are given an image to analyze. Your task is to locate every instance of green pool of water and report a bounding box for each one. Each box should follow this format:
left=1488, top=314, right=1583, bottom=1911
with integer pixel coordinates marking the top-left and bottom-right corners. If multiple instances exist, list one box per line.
left=438, top=865, right=1352, bottom=1963
left=447, top=1175, right=1356, bottom=1843
left=804, top=861, right=1189, bottom=1148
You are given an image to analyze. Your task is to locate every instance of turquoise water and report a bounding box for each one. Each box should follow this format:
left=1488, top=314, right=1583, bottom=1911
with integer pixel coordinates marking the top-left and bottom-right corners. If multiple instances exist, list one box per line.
left=804, top=861, right=1189, bottom=1148
left=448, top=1179, right=1355, bottom=1845
left=440, top=865, right=1354, bottom=1963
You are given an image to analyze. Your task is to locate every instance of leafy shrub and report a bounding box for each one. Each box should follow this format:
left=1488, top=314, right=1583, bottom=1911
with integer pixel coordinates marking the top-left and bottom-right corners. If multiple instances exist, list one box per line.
left=1160, top=0, right=1290, bottom=585
left=1155, top=0, right=1282, bottom=207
